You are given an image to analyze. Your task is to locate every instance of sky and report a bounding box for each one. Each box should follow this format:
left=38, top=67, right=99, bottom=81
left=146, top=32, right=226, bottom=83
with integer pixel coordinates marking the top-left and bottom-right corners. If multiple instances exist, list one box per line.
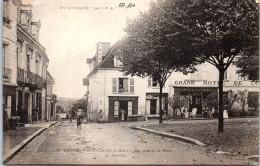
left=22, top=0, right=152, bottom=98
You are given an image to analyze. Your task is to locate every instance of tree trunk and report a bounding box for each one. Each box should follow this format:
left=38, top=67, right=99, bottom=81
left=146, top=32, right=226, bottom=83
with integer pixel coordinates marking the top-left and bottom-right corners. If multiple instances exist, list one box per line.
left=159, top=83, right=163, bottom=124
left=218, top=68, right=225, bottom=132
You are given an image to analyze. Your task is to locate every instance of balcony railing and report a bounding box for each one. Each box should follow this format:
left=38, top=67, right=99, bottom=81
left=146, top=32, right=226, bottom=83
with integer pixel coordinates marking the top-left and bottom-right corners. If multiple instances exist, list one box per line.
left=36, top=74, right=43, bottom=89
left=3, top=67, right=12, bottom=81
left=17, top=68, right=43, bottom=89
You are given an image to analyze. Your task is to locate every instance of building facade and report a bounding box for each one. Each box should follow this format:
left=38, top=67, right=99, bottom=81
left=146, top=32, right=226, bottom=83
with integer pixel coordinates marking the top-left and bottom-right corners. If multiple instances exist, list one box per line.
left=85, top=40, right=259, bottom=122
left=2, top=0, right=54, bottom=125
left=46, top=71, right=57, bottom=121
left=85, top=41, right=169, bottom=122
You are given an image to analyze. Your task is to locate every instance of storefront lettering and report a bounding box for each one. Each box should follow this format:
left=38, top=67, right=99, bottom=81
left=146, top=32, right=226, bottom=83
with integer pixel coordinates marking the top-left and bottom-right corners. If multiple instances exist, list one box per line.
left=175, top=80, right=195, bottom=85
left=203, top=81, right=218, bottom=85
left=234, top=81, right=242, bottom=86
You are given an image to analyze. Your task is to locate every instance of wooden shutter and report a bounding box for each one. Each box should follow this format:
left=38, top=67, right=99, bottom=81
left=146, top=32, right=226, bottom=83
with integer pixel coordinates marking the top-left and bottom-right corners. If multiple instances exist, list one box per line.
left=148, top=77, right=151, bottom=86
left=130, top=78, right=134, bottom=93
left=114, top=101, right=119, bottom=116
left=128, top=101, right=132, bottom=116
left=112, top=78, right=117, bottom=92
left=123, top=78, right=128, bottom=92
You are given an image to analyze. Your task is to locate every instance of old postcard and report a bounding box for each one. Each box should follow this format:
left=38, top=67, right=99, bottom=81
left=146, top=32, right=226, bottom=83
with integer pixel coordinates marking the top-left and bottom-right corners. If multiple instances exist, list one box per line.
left=2, top=0, right=259, bottom=165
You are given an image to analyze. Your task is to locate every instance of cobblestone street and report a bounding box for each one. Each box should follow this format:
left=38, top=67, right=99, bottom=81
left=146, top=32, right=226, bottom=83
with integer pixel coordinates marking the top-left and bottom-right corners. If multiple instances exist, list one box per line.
left=7, top=120, right=248, bottom=165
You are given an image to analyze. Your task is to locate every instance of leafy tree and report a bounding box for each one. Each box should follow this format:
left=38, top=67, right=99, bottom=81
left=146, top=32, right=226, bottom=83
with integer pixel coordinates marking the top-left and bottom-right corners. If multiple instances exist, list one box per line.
left=164, top=0, right=258, bottom=132
left=237, top=90, right=248, bottom=115
left=235, top=55, right=259, bottom=80
left=56, top=105, right=64, bottom=113
left=73, top=99, right=88, bottom=111
left=121, top=0, right=195, bottom=124
left=248, top=92, right=259, bottom=112
left=205, top=91, right=219, bottom=111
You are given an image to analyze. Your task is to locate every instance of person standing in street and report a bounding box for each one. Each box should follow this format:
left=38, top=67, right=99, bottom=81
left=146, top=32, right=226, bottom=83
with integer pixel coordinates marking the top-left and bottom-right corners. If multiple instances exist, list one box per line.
left=76, top=106, right=83, bottom=129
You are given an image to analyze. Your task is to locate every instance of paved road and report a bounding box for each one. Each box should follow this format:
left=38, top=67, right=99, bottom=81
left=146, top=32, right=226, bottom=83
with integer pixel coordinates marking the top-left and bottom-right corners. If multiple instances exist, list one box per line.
left=8, top=120, right=248, bottom=165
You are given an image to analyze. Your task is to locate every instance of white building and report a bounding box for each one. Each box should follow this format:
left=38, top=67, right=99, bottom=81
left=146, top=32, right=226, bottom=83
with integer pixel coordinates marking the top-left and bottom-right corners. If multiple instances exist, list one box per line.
left=85, top=41, right=259, bottom=122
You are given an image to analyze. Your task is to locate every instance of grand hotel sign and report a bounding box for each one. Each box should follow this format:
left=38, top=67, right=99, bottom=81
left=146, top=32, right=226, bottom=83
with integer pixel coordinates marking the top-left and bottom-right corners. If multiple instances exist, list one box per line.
left=170, top=80, right=259, bottom=87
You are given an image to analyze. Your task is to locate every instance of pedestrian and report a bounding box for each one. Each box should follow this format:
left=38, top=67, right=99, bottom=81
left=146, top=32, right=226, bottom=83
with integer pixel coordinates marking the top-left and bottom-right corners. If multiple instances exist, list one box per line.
left=76, top=106, right=83, bottom=129
left=3, top=104, right=9, bottom=130
left=181, top=107, right=185, bottom=119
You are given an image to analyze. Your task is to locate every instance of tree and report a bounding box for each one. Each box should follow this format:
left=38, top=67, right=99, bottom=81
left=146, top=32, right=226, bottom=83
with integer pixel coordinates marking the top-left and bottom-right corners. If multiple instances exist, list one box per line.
left=237, top=90, right=248, bottom=115
left=164, top=0, right=258, bottom=132
left=248, top=92, right=259, bottom=112
left=121, top=0, right=195, bottom=124
left=56, top=105, right=64, bottom=113
left=235, top=55, right=259, bottom=80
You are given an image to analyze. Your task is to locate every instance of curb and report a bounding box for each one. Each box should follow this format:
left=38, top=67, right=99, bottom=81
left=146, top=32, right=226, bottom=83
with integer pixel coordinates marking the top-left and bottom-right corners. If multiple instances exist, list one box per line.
left=131, top=126, right=205, bottom=147
left=3, top=121, right=57, bottom=164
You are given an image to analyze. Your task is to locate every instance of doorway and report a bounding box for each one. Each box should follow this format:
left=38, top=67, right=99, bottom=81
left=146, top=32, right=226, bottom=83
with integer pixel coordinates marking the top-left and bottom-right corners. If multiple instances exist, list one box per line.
left=192, top=95, right=202, bottom=114
left=23, top=93, right=29, bottom=123
left=119, top=101, right=128, bottom=121
left=150, top=99, right=157, bottom=115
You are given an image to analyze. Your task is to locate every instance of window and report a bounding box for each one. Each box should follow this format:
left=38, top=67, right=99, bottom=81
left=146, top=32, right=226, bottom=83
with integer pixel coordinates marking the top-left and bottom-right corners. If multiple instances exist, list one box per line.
left=27, top=55, right=30, bottom=71
left=190, top=72, right=202, bottom=80
left=35, top=56, right=39, bottom=75
left=148, top=76, right=159, bottom=87
left=3, top=0, right=10, bottom=24
left=119, top=78, right=128, bottom=93
left=238, top=75, right=247, bottom=81
left=128, top=101, right=132, bottom=116
left=112, top=78, right=134, bottom=93
left=130, top=78, right=134, bottom=93
left=114, top=101, right=119, bottom=116
left=224, top=70, right=227, bottom=80
left=114, top=51, right=123, bottom=67
left=2, top=45, right=6, bottom=68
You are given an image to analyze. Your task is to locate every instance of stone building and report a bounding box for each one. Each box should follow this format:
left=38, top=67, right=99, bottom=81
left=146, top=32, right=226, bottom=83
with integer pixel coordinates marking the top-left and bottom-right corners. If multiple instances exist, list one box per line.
left=2, top=0, right=54, bottom=125
left=2, top=0, right=21, bottom=121
left=85, top=40, right=259, bottom=122
left=46, top=71, right=57, bottom=121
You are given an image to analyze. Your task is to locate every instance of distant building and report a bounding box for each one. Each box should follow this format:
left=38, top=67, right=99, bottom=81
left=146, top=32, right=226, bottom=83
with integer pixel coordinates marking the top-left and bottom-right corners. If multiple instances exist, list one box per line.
left=46, top=71, right=57, bottom=121
left=84, top=40, right=259, bottom=122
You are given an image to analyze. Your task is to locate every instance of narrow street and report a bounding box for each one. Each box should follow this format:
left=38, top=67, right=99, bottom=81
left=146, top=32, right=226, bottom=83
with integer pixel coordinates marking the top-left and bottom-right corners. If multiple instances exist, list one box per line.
left=7, top=120, right=247, bottom=165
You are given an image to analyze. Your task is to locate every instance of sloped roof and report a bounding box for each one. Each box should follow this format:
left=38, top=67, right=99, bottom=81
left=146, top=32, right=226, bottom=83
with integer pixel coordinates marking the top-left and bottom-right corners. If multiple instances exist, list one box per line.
left=87, top=40, right=124, bottom=77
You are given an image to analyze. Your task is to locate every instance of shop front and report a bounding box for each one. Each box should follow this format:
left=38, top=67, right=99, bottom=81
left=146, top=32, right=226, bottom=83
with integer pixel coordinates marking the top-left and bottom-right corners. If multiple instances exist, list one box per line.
left=145, top=93, right=168, bottom=116
left=173, top=87, right=218, bottom=114
left=108, top=96, right=138, bottom=122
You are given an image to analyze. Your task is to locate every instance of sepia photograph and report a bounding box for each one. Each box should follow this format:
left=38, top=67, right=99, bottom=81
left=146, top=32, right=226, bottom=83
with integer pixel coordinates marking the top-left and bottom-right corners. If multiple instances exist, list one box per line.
left=1, top=0, right=259, bottom=165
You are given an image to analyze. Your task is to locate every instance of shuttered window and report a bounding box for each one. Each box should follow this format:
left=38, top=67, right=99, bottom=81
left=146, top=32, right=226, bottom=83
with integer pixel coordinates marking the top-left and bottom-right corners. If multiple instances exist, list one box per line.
left=114, top=101, right=119, bottom=116
left=148, top=77, right=151, bottom=86
left=112, top=78, right=117, bottom=92
left=130, top=78, right=134, bottom=93
left=128, top=101, right=132, bottom=116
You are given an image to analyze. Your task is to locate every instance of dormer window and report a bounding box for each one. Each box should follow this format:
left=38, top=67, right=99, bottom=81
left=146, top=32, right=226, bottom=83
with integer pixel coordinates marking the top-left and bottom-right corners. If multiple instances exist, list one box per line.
left=114, top=50, right=123, bottom=67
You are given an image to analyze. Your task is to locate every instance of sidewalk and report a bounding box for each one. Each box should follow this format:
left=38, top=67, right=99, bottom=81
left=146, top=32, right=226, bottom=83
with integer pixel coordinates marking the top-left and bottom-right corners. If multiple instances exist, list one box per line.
left=3, top=121, right=57, bottom=163
left=135, top=118, right=259, bottom=164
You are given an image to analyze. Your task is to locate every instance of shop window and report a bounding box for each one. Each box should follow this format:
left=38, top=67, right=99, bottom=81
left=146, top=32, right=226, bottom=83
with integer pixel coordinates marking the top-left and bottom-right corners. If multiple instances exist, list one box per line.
left=128, top=101, right=132, bottom=115
left=114, top=101, right=119, bottom=116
